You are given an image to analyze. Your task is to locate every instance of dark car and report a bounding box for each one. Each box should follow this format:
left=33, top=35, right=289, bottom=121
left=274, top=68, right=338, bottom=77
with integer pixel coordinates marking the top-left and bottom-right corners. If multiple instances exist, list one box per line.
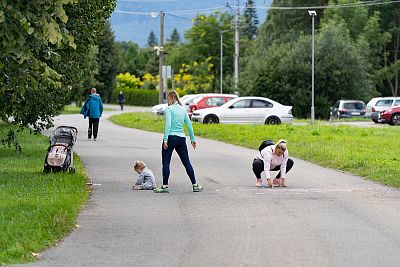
left=379, top=106, right=400, bottom=125
left=330, top=100, right=366, bottom=120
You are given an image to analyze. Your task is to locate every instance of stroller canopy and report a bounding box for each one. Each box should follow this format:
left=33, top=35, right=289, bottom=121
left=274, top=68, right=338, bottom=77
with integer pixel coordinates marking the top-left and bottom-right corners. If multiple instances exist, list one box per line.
left=50, top=126, right=78, bottom=146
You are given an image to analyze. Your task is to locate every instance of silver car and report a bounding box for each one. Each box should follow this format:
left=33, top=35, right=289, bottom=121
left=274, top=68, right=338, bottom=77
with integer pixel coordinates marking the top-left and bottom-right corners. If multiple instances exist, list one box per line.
left=191, top=96, right=293, bottom=124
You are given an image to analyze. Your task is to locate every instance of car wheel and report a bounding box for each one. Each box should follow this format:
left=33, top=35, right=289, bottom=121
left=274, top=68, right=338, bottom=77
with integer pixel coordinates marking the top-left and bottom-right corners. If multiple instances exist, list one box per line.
left=265, top=116, right=281, bottom=125
left=372, top=118, right=379, bottom=123
left=390, top=113, right=400, bottom=126
left=203, top=114, right=219, bottom=124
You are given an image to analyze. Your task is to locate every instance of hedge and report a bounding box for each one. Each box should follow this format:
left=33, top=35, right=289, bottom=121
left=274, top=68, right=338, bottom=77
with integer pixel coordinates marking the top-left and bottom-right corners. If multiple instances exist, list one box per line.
left=112, top=89, right=159, bottom=106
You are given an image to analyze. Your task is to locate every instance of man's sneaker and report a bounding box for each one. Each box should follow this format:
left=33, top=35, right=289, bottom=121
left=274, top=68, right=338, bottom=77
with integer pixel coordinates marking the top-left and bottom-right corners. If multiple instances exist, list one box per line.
left=153, top=187, right=169, bottom=193
left=192, top=184, right=203, bottom=192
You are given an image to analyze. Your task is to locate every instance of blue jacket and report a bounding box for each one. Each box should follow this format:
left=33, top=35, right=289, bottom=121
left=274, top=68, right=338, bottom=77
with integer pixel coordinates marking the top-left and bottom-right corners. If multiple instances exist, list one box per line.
left=80, top=94, right=103, bottom=119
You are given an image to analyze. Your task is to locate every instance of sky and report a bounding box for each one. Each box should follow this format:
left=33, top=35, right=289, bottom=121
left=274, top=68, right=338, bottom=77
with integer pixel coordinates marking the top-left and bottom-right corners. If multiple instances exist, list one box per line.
left=110, top=0, right=272, bottom=47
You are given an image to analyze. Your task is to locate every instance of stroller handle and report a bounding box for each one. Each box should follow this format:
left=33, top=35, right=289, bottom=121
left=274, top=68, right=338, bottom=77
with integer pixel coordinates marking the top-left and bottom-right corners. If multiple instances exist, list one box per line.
left=57, top=126, right=78, bottom=134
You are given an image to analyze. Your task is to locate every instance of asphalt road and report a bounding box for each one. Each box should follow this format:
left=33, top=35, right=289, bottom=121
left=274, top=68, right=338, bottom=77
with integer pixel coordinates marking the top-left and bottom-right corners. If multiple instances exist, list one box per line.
left=17, top=106, right=400, bottom=267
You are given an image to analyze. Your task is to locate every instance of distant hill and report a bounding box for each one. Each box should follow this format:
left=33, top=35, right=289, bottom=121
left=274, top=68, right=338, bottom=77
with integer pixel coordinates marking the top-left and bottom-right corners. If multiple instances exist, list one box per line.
left=110, top=0, right=272, bottom=47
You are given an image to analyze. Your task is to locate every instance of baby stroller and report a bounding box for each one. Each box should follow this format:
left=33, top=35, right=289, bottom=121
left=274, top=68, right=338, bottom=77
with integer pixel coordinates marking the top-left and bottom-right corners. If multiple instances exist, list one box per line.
left=43, top=126, right=78, bottom=173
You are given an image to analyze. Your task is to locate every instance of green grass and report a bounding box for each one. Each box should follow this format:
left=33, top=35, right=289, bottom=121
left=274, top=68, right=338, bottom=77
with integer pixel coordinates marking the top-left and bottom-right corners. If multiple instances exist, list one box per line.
left=61, top=105, right=114, bottom=114
left=0, top=125, right=89, bottom=265
left=110, top=112, right=400, bottom=188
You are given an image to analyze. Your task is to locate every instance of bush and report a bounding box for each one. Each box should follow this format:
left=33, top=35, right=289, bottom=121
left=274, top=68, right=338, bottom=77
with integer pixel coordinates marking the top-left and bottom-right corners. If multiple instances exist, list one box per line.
left=111, top=89, right=159, bottom=106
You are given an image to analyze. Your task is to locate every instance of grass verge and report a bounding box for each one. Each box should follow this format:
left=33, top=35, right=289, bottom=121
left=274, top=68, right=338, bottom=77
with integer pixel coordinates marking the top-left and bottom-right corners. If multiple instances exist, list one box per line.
left=61, top=105, right=114, bottom=114
left=110, top=112, right=400, bottom=188
left=0, top=125, right=89, bottom=265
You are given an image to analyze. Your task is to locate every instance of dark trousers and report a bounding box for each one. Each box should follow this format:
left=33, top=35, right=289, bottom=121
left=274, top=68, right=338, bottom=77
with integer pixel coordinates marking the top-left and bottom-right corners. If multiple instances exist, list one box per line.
left=162, top=135, right=196, bottom=186
left=252, top=158, right=294, bottom=179
left=88, top=118, right=100, bottom=139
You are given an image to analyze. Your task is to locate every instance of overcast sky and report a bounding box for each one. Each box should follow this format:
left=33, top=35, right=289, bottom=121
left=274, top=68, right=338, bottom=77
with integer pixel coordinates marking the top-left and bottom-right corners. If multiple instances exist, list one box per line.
left=110, top=0, right=271, bottom=47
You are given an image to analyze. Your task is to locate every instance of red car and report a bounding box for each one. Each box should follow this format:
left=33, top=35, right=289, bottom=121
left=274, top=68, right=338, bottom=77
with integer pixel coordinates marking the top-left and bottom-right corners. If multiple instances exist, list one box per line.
left=188, top=94, right=238, bottom=116
left=379, top=106, right=400, bottom=125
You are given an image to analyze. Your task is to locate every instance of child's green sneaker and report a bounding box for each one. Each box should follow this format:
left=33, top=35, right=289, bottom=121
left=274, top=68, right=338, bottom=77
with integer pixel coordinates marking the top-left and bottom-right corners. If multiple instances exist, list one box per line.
left=153, top=187, right=169, bottom=193
left=192, top=184, right=203, bottom=192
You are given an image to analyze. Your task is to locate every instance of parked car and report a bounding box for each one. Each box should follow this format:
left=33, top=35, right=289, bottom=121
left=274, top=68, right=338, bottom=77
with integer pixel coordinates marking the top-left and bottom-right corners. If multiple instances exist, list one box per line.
left=369, top=97, right=400, bottom=123
left=378, top=106, right=400, bottom=125
left=191, top=96, right=293, bottom=124
left=365, top=97, right=383, bottom=118
left=151, top=94, right=199, bottom=115
left=188, top=93, right=238, bottom=116
left=329, top=100, right=366, bottom=120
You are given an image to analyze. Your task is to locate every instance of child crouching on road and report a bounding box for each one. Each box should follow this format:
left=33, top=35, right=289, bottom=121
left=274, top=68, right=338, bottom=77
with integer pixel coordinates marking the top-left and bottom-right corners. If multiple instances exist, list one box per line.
left=132, top=160, right=156, bottom=190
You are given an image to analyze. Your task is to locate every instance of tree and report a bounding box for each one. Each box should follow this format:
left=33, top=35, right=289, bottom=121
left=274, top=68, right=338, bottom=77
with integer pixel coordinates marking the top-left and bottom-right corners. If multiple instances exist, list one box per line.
left=242, top=19, right=376, bottom=119
left=0, top=0, right=75, bottom=142
left=0, top=0, right=116, bottom=147
left=256, top=0, right=329, bottom=55
left=147, top=31, right=158, bottom=47
left=168, top=28, right=181, bottom=45
left=242, top=0, right=259, bottom=40
left=96, top=21, right=119, bottom=103
left=183, top=12, right=234, bottom=92
left=371, top=3, right=400, bottom=97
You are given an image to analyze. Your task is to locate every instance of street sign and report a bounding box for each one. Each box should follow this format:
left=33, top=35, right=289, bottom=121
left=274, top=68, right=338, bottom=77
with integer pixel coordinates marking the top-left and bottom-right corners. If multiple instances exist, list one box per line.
left=162, top=65, right=172, bottom=78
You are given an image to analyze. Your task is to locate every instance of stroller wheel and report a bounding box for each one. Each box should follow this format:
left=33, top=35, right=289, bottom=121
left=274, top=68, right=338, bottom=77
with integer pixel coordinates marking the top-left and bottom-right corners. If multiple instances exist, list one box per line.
left=43, top=167, right=50, bottom=173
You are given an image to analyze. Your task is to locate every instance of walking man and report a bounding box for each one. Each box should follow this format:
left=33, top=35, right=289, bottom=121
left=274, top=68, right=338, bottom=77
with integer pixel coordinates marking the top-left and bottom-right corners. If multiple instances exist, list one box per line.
left=80, top=88, right=103, bottom=141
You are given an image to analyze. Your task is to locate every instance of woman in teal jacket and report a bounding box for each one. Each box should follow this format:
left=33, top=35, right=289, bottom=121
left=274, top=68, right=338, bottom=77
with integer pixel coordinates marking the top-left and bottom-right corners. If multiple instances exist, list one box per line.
left=154, top=91, right=203, bottom=193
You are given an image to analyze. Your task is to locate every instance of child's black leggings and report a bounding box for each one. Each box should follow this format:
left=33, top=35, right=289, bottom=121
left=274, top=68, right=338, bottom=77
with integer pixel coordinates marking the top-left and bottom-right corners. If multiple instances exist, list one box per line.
left=252, top=158, right=294, bottom=179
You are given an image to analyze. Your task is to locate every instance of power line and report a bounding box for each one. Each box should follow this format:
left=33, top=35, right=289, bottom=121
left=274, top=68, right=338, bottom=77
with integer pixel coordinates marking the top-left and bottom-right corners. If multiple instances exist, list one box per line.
left=165, top=13, right=192, bottom=21
left=234, top=0, right=400, bottom=10
left=114, top=0, right=400, bottom=18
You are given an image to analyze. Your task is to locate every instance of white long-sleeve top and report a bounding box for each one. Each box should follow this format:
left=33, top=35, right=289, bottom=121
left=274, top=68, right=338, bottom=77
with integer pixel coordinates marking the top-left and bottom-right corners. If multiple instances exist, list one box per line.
left=255, top=145, right=289, bottom=179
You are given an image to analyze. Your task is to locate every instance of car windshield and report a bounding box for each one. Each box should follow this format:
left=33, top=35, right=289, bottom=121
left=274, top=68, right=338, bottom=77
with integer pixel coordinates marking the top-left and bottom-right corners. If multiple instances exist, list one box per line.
left=376, top=99, right=393, bottom=107
left=343, top=102, right=365, bottom=109
left=182, top=95, right=199, bottom=104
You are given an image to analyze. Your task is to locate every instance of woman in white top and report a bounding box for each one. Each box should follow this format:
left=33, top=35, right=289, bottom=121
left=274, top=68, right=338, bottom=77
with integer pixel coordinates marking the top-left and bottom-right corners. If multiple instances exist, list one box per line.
left=252, top=140, right=294, bottom=188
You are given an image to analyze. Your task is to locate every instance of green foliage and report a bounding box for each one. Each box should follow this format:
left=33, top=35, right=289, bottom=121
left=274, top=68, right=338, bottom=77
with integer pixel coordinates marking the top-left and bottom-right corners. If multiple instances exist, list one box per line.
left=257, top=0, right=328, bottom=52
left=174, top=58, right=215, bottom=94
left=242, top=0, right=259, bottom=40
left=96, top=21, right=120, bottom=103
left=180, top=12, right=234, bottom=92
left=0, top=0, right=116, bottom=148
left=147, top=30, right=158, bottom=47
left=116, top=41, right=153, bottom=76
left=370, top=3, right=400, bottom=97
left=110, top=112, right=400, bottom=188
left=0, top=125, right=88, bottom=264
left=242, top=19, right=376, bottom=119
left=111, top=89, right=158, bottom=106
left=167, top=28, right=181, bottom=45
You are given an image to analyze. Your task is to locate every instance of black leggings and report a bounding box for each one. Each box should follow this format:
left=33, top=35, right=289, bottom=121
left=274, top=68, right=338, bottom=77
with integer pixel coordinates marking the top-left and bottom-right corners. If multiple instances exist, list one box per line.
left=162, top=135, right=196, bottom=186
left=252, top=158, right=294, bottom=179
left=88, top=118, right=100, bottom=139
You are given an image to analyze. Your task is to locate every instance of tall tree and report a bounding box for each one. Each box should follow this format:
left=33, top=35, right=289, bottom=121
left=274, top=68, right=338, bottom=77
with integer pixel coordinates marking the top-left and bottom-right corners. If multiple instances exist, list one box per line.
left=96, top=21, right=120, bottom=103
left=147, top=31, right=158, bottom=47
left=371, top=2, right=400, bottom=97
left=59, top=0, right=116, bottom=104
left=256, top=0, right=329, bottom=54
left=0, top=0, right=115, bottom=148
left=242, top=0, right=259, bottom=40
left=242, top=19, right=376, bottom=118
left=183, top=12, right=234, bottom=92
left=168, top=28, right=181, bottom=45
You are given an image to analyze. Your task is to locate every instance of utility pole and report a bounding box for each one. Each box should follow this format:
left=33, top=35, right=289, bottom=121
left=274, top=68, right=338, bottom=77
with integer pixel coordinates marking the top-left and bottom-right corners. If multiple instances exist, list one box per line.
left=158, top=11, right=165, bottom=104
left=234, top=0, right=240, bottom=91
left=308, top=10, right=317, bottom=126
